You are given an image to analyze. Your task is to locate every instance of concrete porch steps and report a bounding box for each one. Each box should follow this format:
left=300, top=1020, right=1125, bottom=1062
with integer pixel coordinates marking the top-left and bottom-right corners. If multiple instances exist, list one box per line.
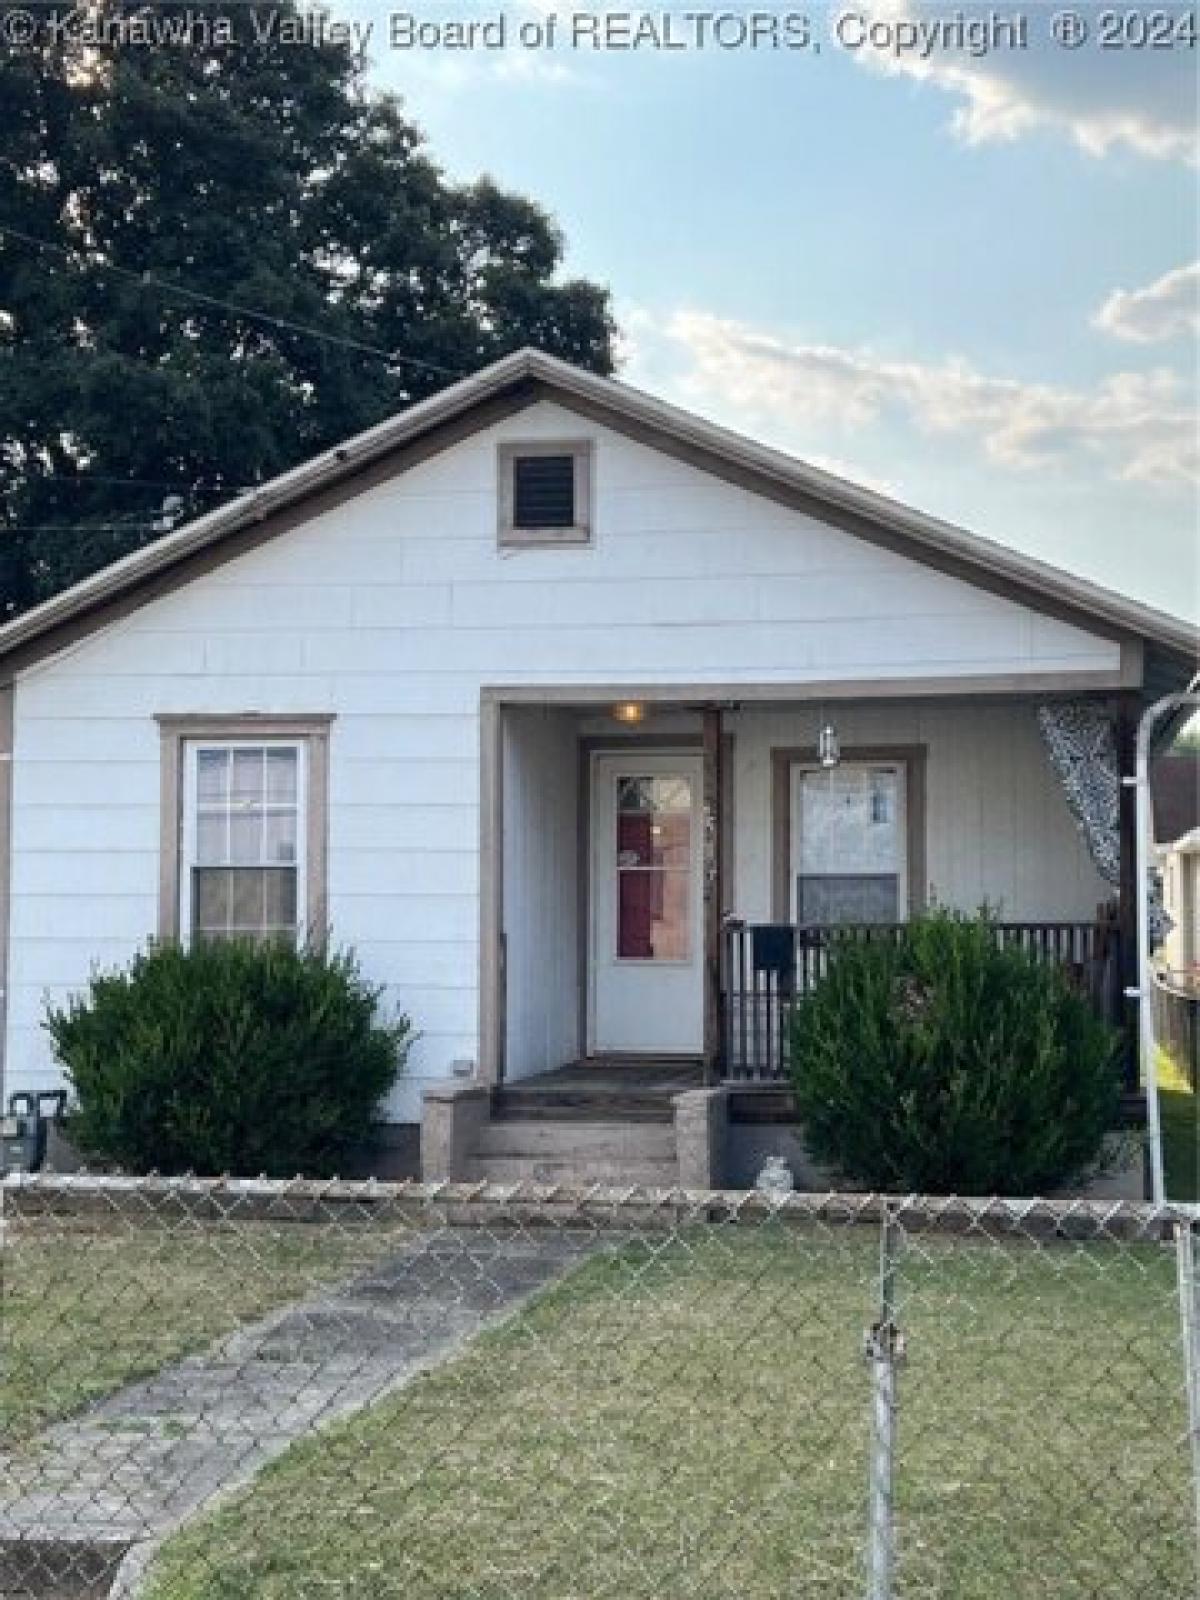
left=492, top=1087, right=676, bottom=1123
left=423, top=1072, right=725, bottom=1191
left=490, top=1057, right=702, bottom=1126
left=464, top=1118, right=678, bottom=1188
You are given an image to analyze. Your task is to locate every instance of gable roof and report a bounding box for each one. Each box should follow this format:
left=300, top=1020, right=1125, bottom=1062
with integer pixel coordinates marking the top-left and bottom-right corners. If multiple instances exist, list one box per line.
left=1, top=346, right=1196, bottom=678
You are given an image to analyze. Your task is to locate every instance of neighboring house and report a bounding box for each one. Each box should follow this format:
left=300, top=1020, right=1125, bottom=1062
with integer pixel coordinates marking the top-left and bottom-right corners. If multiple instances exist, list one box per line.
left=1154, top=751, right=1200, bottom=990
left=0, top=350, right=1195, bottom=1185
left=1159, top=829, right=1200, bottom=987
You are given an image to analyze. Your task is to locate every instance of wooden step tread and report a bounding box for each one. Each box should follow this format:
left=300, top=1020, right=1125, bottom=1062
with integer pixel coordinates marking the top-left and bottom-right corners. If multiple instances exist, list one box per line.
left=494, top=1090, right=676, bottom=1123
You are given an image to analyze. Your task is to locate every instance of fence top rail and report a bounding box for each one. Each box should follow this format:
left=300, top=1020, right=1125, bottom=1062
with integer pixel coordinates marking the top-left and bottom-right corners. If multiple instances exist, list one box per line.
left=724, top=919, right=1107, bottom=936
left=4, top=1172, right=1197, bottom=1233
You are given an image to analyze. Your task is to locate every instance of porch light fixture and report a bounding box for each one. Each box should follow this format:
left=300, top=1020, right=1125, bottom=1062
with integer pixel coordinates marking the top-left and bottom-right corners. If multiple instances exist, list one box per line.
left=818, top=722, right=841, bottom=768
left=612, top=701, right=646, bottom=725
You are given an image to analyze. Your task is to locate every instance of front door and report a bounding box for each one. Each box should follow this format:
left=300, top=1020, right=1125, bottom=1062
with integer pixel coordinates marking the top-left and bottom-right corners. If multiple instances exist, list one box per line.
left=589, top=752, right=704, bottom=1055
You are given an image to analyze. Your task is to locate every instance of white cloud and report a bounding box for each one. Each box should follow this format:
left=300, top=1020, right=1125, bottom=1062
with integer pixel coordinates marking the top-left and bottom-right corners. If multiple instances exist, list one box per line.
left=631, top=309, right=1198, bottom=489
left=838, top=2, right=1198, bottom=164
left=1093, top=262, right=1200, bottom=344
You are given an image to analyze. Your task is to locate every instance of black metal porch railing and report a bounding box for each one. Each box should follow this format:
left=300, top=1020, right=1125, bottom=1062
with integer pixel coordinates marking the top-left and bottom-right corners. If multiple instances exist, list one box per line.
left=720, top=919, right=1123, bottom=1083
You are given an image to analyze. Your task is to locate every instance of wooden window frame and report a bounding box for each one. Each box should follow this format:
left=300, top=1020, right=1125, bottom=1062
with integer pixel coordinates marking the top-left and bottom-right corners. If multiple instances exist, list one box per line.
left=497, top=439, right=593, bottom=547
left=157, top=715, right=332, bottom=946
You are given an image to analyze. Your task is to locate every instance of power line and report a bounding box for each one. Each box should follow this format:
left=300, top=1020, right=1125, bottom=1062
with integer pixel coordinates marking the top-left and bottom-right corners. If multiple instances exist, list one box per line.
left=12, top=473, right=244, bottom=491
left=3, top=534, right=173, bottom=540
left=0, top=223, right=467, bottom=380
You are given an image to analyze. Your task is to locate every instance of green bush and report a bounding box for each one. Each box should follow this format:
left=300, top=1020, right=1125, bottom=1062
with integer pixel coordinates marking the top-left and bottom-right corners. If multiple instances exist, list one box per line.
left=787, top=911, right=1122, bottom=1194
left=45, top=941, right=411, bottom=1177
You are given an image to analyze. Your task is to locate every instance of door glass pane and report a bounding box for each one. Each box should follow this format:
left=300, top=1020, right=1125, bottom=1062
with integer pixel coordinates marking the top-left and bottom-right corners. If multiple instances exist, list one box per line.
left=617, top=811, right=691, bottom=871
left=616, top=774, right=692, bottom=960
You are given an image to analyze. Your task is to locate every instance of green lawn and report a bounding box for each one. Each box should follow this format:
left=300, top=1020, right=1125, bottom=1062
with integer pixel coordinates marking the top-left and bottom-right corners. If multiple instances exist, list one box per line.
left=0, top=1214, right=411, bottom=1446
left=1158, top=1047, right=1198, bottom=1202
left=142, top=1223, right=1191, bottom=1600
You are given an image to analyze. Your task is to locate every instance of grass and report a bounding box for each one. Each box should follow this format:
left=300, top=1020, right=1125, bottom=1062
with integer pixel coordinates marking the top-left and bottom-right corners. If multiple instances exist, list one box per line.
left=141, top=1223, right=1191, bottom=1600
left=1156, top=1047, right=1198, bottom=1202
left=0, top=1214, right=411, bottom=1446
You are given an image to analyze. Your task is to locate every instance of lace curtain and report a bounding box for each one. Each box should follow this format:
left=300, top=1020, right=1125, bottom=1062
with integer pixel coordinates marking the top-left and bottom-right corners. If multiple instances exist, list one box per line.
left=1037, top=702, right=1169, bottom=945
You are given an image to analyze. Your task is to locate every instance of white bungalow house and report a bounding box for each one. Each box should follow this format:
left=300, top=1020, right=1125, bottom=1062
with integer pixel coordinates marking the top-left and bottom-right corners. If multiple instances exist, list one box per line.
left=0, top=350, right=1194, bottom=1187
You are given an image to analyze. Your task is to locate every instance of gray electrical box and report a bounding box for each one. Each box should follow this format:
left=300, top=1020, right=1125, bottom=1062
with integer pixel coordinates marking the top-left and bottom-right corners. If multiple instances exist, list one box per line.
left=1, top=1091, right=67, bottom=1174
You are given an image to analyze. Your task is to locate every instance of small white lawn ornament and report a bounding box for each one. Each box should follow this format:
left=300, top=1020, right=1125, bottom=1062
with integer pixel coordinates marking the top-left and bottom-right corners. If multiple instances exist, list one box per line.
left=755, top=1155, right=794, bottom=1199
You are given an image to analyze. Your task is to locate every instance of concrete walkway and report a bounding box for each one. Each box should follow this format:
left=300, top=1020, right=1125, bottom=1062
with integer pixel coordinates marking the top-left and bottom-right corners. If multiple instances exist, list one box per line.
left=0, top=1229, right=599, bottom=1598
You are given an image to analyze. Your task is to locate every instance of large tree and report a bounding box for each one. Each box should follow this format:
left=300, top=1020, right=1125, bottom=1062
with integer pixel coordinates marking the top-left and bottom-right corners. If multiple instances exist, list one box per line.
left=0, top=5, right=615, bottom=618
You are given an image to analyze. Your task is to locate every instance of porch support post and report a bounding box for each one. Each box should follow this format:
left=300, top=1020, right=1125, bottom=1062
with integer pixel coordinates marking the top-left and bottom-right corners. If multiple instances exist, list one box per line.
left=479, top=695, right=505, bottom=1086
left=702, top=706, right=724, bottom=1085
left=0, top=683, right=11, bottom=1105
left=1116, top=695, right=1139, bottom=1093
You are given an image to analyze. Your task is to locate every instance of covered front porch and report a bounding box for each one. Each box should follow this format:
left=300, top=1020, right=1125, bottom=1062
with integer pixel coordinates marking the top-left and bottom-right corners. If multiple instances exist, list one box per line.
left=480, top=684, right=1138, bottom=1097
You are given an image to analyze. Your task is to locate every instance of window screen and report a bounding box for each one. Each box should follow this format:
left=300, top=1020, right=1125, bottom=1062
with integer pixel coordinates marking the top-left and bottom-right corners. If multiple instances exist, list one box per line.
left=792, top=764, right=905, bottom=925
left=512, top=453, right=575, bottom=529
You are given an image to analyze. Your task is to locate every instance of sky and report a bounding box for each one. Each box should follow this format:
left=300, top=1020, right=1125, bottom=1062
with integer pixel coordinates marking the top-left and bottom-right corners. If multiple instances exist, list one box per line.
left=342, top=2, right=1197, bottom=621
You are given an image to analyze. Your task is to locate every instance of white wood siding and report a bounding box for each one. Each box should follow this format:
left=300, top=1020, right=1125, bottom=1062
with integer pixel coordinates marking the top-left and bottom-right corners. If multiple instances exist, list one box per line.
left=503, top=708, right=580, bottom=1081
left=727, top=703, right=1109, bottom=923
left=6, top=401, right=1121, bottom=1116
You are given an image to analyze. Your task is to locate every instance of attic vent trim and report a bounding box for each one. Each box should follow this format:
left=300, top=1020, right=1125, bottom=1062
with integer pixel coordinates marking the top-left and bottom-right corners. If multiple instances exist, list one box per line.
left=498, top=439, right=592, bottom=547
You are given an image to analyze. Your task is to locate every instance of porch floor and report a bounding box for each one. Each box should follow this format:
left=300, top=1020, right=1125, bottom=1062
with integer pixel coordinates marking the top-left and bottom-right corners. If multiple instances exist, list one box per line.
left=494, top=1057, right=704, bottom=1122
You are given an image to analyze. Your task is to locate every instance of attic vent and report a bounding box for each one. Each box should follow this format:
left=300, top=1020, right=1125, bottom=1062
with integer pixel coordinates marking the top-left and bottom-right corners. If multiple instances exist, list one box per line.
left=514, top=454, right=575, bottom=529
left=498, top=440, right=592, bottom=546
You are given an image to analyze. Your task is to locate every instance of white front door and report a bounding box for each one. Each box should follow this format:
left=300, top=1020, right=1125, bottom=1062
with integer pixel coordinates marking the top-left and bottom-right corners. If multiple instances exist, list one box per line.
left=589, top=752, right=705, bottom=1055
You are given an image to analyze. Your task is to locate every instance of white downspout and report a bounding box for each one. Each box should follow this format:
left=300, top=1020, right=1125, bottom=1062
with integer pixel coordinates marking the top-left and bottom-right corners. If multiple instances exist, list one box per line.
left=1126, top=686, right=1200, bottom=1207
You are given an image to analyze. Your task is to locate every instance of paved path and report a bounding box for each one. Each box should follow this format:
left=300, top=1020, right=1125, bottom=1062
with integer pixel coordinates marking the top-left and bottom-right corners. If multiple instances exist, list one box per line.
left=0, top=1229, right=599, bottom=1597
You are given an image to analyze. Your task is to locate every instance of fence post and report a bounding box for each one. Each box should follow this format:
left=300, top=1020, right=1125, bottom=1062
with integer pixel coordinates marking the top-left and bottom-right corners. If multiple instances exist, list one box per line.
left=865, top=1203, right=903, bottom=1600
left=1176, top=1219, right=1200, bottom=1585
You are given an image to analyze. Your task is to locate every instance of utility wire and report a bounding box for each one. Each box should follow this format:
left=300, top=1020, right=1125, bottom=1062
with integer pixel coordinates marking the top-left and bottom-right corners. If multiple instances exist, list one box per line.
left=11, top=473, right=245, bottom=491
left=0, top=222, right=468, bottom=380
left=4, top=534, right=178, bottom=540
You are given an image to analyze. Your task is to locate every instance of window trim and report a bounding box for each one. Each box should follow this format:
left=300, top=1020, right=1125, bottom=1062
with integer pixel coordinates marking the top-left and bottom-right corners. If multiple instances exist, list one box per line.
left=770, top=744, right=927, bottom=923
left=497, top=439, right=593, bottom=546
left=157, top=715, right=332, bottom=946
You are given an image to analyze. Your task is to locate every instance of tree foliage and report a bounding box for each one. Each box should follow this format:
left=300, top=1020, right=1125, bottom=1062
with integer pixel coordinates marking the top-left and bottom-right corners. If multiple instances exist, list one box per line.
left=0, top=4, right=615, bottom=616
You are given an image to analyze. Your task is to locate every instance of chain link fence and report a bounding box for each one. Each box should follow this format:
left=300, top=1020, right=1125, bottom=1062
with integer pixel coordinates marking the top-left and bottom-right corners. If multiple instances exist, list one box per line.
left=1, top=1175, right=1196, bottom=1599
